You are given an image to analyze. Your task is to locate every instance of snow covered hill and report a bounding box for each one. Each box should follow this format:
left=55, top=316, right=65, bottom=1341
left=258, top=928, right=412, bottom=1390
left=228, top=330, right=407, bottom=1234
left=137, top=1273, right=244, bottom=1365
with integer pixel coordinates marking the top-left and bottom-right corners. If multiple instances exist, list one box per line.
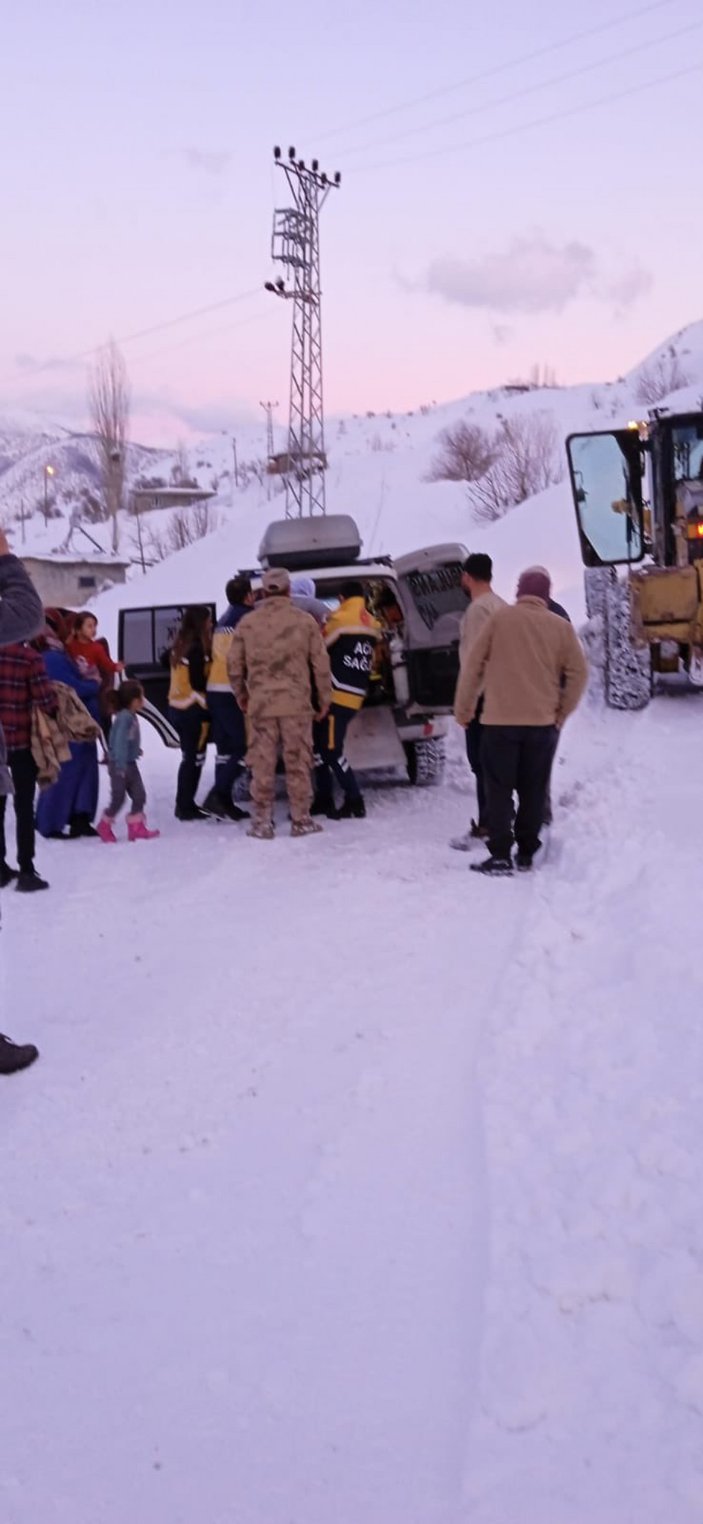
left=2, top=318, right=703, bottom=610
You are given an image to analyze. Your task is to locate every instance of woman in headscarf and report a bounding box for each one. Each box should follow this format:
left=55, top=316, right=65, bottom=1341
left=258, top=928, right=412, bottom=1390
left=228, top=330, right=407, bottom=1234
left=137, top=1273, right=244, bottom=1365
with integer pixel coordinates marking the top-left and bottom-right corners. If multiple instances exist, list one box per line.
left=35, top=609, right=102, bottom=840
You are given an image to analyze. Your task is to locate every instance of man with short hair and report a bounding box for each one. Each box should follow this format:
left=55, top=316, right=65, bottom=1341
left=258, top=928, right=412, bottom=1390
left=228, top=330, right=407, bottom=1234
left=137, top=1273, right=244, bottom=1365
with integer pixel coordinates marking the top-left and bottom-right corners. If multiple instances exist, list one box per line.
left=451, top=553, right=506, bottom=851
left=202, top=574, right=253, bottom=822
left=454, top=565, right=587, bottom=875
left=228, top=567, right=332, bottom=839
left=0, top=532, right=46, bottom=1072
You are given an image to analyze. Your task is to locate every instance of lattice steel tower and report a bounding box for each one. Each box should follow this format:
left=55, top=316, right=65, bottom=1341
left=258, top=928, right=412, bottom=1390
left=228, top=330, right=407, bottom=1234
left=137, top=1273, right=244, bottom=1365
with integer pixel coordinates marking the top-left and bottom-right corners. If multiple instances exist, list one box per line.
left=265, top=146, right=340, bottom=518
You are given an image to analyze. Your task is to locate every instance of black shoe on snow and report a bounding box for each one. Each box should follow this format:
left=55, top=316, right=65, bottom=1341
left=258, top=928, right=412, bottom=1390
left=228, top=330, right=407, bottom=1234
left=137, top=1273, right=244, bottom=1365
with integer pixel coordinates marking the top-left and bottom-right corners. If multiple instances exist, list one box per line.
left=200, top=789, right=228, bottom=819
left=69, top=815, right=98, bottom=838
left=470, top=856, right=513, bottom=876
left=0, top=862, right=18, bottom=888
left=311, top=796, right=339, bottom=819
left=515, top=853, right=533, bottom=873
left=470, top=819, right=490, bottom=840
left=16, top=870, right=50, bottom=893
left=175, top=805, right=209, bottom=821
left=0, top=1033, right=39, bottom=1075
left=337, top=798, right=366, bottom=820
left=200, top=790, right=249, bottom=822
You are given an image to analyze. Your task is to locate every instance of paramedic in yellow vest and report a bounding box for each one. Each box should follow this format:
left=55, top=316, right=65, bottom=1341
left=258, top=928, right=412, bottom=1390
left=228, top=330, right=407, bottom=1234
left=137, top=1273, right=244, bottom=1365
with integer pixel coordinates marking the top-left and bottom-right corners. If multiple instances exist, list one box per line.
left=313, top=582, right=381, bottom=820
left=167, top=605, right=212, bottom=820
left=201, top=575, right=254, bottom=822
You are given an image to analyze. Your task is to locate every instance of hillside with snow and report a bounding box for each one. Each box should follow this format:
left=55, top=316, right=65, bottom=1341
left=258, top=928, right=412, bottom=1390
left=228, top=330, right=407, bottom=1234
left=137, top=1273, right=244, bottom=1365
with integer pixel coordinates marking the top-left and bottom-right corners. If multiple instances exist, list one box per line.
left=1, top=319, right=702, bottom=614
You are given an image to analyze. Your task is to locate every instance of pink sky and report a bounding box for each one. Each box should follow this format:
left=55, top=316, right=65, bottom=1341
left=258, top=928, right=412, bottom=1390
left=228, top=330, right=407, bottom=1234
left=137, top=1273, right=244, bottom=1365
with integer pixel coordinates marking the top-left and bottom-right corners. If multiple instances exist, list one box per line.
left=1, top=0, right=701, bottom=444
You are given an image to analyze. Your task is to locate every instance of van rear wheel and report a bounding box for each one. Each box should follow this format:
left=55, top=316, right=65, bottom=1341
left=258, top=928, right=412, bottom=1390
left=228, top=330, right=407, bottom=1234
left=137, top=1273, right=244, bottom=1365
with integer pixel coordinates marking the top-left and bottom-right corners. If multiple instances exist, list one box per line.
left=404, top=737, right=446, bottom=786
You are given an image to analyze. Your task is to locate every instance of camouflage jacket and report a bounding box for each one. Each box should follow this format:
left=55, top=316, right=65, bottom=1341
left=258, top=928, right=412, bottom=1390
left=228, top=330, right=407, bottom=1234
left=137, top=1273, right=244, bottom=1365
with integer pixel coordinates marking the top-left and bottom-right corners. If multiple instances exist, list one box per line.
left=228, top=596, right=332, bottom=720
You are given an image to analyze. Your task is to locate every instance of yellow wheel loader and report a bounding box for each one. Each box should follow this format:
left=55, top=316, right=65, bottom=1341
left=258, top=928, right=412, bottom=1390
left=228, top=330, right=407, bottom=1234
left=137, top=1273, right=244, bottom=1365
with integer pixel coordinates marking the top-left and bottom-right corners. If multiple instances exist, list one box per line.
left=566, top=411, right=703, bottom=708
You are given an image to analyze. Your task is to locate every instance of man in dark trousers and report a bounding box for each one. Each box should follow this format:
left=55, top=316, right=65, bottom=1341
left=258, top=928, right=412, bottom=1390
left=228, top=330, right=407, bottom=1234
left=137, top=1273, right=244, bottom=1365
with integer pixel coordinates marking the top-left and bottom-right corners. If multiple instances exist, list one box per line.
left=0, top=533, right=46, bottom=1072
left=451, top=552, right=506, bottom=850
left=454, top=566, right=587, bottom=875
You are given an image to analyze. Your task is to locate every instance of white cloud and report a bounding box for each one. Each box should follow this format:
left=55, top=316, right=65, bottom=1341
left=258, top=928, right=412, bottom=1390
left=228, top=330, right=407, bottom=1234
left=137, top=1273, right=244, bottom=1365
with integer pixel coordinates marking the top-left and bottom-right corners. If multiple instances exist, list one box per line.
left=422, top=235, right=651, bottom=316
left=181, top=147, right=232, bottom=176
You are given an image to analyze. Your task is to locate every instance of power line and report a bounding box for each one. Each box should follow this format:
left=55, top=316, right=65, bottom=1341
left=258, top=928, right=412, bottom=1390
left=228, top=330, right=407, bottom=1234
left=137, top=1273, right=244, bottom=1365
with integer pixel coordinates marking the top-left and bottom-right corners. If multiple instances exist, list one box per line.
left=126, top=305, right=275, bottom=369
left=336, top=18, right=701, bottom=161
left=351, top=57, right=703, bottom=175
left=5, top=286, right=262, bottom=387
left=313, top=0, right=682, bottom=143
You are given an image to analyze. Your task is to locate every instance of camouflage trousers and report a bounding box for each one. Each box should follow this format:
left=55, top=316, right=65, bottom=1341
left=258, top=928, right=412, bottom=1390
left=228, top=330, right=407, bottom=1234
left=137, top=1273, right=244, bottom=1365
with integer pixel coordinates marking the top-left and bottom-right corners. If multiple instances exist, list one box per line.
left=246, top=715, right=313, bottom=824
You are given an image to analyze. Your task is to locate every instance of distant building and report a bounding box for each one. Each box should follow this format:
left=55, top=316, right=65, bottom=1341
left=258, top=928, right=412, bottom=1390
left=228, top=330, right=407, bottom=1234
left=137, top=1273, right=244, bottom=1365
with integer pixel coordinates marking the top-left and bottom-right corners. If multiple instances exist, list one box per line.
left=129, top=485, right=215, bottom=515
left=21, top=554, right=130, bottom=609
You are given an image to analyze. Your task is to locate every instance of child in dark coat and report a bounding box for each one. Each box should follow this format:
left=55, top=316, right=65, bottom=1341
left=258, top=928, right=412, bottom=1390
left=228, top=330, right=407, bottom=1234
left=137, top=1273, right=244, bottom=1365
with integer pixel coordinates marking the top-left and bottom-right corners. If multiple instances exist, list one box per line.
left=98, top=681, right=159, bottom=843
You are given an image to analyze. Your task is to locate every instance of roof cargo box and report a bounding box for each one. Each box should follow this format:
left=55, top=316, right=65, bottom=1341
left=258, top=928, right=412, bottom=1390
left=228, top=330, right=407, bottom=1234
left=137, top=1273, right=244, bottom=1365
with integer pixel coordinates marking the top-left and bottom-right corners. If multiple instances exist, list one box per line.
left=258, top=515, right=362, bottom=570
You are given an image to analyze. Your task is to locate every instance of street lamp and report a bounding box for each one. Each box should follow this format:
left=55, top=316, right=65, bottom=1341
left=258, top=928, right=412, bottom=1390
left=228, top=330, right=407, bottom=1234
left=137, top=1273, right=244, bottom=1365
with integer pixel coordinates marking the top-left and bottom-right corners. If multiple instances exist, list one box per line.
left=43, top=465, right=55, bottom=525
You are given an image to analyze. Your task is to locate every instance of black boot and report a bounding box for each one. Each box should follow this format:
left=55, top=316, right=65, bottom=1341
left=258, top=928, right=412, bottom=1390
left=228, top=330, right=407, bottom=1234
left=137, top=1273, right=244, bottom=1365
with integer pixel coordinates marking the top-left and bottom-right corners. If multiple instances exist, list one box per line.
left=311, top=795, right=339, bottom=819
left=201, top=789, right=249, bottom=822
left=69, top=814, right=98, bottom=838
left=0, top=1033, right=39, bottom=1075
left=470, top=855, right=513, bottom=876
left=337, top=797, right=366, bottom=820
left=0, top=862, right=18, bottom=887
left=16, top=869, right=50, bottom=893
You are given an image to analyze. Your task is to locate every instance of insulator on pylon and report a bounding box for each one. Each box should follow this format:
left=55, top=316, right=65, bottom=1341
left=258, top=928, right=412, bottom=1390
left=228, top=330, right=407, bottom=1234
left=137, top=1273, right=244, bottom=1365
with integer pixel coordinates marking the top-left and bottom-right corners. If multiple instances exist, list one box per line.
left=312, top=159, right=319, bottom=172
left=273, top=146, right=281, bottom=159
left=288, top=146, right=296, bottom=159
left=298, top=158, right=305, bottom=169
left=334, top=172, right=341, bottom=185
left=321, top=172, right=327, bottom=185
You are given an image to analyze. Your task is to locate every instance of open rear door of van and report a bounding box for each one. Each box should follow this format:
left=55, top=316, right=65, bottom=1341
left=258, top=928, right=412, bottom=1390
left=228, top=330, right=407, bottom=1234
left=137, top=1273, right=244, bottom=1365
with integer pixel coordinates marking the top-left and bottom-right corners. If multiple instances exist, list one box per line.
left=394, top=543, right=467, bottom=712
left=118, top=603, right=215, bottom=747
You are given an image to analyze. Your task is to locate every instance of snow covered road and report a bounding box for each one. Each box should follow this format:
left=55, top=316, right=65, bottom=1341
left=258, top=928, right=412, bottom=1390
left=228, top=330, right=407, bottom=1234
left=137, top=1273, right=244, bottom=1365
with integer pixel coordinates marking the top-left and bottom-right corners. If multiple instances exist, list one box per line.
left=2, top=703, right=702, bottom=1523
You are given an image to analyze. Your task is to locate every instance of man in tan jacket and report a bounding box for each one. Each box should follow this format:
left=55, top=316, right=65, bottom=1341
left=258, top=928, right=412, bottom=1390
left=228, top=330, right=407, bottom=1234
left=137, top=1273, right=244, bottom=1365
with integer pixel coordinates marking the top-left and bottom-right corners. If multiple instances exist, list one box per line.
left=228, top=567, right=332, bottom=839
left=452, top=553, right=506, bottom=850
left=454, top=566, right=587, bottom=875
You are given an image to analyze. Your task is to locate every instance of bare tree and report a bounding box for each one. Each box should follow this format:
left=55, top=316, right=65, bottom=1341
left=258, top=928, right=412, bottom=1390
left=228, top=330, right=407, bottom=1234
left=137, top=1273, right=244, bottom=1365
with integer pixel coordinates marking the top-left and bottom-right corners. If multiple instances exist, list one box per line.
left=427, top=421, right=499, bottom=484
left=635, top=347, right=692, bottom=407
left=88, top=340, right=130, bottom=552
left=470, top=413, right=563, bottom=524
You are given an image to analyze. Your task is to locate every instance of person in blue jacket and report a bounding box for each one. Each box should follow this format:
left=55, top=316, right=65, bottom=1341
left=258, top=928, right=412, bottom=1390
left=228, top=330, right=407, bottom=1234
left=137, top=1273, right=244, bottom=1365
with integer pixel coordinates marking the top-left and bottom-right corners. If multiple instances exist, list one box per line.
left=35, top=610, right=102, bottom=840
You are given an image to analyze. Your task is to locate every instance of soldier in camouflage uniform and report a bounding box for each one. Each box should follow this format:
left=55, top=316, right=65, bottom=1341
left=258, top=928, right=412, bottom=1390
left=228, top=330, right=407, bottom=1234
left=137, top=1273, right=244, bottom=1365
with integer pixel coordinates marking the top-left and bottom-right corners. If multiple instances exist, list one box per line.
left=227, top=567, right=332, bottom=838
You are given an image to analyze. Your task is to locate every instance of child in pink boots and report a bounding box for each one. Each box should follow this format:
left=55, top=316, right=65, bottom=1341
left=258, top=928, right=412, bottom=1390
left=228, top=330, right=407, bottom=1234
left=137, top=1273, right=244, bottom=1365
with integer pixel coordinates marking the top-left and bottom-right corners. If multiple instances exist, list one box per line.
left=98, top=681, right=160, bottom=844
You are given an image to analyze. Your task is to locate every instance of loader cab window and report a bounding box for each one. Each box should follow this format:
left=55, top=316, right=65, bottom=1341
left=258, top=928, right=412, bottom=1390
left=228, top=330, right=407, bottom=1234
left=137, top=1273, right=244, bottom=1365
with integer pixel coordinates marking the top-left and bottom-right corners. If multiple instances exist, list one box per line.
left=671, top=423, right=703, bottom=485
left=568, top=432, right=644, bottom=566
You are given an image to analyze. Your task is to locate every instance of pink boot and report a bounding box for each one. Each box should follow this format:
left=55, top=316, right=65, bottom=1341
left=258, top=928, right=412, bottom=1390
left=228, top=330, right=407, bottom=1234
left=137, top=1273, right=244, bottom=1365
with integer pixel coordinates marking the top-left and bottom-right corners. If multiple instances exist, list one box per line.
left=127, top=813, right=160, bottom=842
left=97, top=814, right=117, bottom=844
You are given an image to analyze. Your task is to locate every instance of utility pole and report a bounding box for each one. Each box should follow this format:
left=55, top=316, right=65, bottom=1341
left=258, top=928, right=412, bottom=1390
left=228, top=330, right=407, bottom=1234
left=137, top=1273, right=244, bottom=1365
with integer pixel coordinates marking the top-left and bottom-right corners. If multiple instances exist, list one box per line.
left=18, top=498, right=29, bottom=545
left=231, top=437, right=239, bottom=506
left=265, top=145, right=341, bottom=518
left=259, top=400, right=278, bottom=500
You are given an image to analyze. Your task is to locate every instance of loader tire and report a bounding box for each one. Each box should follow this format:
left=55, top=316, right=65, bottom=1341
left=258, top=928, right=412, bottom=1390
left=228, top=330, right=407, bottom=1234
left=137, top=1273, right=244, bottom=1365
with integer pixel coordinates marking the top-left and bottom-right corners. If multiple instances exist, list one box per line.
left=604, top=578, right=651, bottom=711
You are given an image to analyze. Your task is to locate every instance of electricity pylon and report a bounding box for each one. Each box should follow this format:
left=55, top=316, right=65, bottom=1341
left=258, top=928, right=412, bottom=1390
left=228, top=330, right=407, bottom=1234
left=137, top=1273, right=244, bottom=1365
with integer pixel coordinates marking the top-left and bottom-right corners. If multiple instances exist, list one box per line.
left=265, top=146, right=341, bottom=517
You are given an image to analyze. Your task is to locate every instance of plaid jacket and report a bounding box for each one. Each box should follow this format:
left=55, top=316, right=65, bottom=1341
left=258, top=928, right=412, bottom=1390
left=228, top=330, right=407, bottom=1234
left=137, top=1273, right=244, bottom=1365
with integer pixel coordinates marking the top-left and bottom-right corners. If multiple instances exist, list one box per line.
left=0, top=643, right=57, bottom=751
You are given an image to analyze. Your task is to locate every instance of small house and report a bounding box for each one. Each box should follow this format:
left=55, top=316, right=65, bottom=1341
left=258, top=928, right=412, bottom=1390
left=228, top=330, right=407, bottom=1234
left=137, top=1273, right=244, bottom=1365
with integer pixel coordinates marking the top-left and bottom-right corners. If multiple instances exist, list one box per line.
left=21, top=554, right=130, bottom=609
left=129, top=485, right=215, bottom=515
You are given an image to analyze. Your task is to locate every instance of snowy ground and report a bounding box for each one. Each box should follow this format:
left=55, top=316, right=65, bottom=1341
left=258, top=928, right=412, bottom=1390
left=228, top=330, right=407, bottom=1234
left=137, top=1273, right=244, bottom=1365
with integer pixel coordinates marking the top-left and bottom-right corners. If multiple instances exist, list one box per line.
left=2, top=698, right=702, bottom=1524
